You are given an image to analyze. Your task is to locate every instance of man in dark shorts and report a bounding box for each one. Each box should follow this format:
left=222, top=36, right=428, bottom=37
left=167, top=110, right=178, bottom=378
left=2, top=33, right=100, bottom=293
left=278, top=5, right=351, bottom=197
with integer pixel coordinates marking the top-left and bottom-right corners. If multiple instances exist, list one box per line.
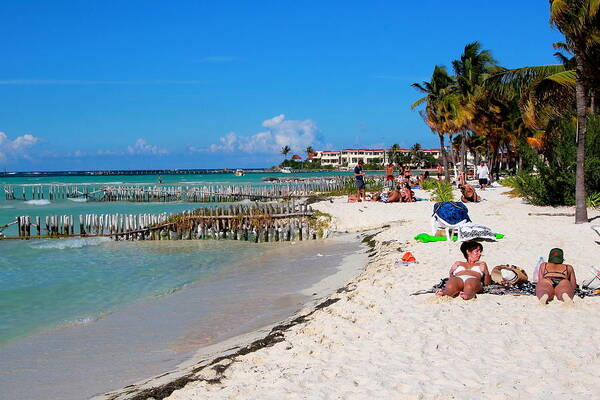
left=354, top=160, right=366, bottom=202
left=477, top=161, right=490, bottom=189
left=385, top=163, right=394, bottom=188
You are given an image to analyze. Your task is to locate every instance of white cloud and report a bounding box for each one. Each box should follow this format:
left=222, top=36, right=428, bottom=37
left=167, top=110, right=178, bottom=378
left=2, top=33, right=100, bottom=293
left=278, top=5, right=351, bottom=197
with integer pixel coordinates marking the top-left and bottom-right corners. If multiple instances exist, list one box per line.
left=0, top=131, right=40, bottom=161
left=204, top=115, right=320, bottom=154
left=127, top=139, right=168, bottom=155
left=65, top=150, right=86, bottom=157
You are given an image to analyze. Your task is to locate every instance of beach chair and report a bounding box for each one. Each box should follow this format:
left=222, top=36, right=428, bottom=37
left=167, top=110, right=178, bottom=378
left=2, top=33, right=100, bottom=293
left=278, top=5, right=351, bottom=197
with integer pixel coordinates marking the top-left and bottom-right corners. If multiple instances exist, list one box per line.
left=431, top=202, right=470, bottom=240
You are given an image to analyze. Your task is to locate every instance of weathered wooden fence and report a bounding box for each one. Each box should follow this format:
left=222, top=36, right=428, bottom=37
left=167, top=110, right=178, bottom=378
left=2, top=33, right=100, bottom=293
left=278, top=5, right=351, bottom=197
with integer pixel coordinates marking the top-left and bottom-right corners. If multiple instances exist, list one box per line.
left=2, top=202, right=325, bottom=242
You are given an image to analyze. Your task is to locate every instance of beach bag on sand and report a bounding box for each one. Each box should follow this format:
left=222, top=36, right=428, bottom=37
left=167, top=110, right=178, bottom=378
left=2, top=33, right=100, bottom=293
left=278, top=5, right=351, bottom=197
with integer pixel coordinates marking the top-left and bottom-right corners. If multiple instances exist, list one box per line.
left=432, top=202, right=470, bottom=225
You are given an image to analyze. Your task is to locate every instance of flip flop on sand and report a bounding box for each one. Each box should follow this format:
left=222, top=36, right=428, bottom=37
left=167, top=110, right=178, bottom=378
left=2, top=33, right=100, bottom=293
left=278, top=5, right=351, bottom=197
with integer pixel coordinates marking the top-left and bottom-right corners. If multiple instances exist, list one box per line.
left=592, top=225, right=600, bottom=237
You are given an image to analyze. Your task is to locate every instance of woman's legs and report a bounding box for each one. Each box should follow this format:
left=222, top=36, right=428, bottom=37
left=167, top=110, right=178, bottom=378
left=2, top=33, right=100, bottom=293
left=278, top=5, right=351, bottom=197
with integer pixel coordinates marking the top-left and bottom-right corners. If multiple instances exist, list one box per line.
left=536, top=279, right=555, bottom=304
left=436, top=277, right=464, bottom=297
left=387, top=190, right=400, bottom=203
left=554, top=279, right=575, bottom=302
left=460, top=278, right=482, bottom=300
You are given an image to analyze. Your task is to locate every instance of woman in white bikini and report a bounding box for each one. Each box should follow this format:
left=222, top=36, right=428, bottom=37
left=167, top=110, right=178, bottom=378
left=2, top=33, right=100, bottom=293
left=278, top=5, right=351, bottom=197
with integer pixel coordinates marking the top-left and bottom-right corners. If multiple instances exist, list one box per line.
left=436, top=241, right=492, bottom=300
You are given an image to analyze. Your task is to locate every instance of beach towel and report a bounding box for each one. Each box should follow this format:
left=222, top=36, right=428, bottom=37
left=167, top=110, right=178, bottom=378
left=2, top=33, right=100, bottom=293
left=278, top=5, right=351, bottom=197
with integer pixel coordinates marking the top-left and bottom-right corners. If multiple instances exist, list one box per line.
left=458, top=222, right=496, bottom=241
left=432, top=202, right=470, bottom=225
left=413, top=233, right=505, bottom=243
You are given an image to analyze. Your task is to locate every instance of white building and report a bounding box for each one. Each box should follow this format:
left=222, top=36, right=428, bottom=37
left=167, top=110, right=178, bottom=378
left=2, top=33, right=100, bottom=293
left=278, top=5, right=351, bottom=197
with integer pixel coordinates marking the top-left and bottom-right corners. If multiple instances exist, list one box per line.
left=313, top=147, right=441, bottom=168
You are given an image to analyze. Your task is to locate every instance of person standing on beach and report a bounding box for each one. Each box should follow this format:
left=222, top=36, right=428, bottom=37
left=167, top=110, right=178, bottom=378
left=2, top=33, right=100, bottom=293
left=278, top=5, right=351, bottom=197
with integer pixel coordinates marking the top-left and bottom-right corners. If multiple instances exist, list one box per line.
left=436, top=164, right=443, bottom=181
left=354, top=160, right=366, bottom=202
left=385, top=163, right=394, bottom=188
left=477, top=161, right=490, bottom=189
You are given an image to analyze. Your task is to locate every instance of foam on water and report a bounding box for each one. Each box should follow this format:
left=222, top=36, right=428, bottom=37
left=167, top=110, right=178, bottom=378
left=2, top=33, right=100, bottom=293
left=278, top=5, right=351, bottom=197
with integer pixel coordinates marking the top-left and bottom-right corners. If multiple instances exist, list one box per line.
left=30, top=237, right=111, bottom=250
left=67, top=197, right=88, bottom=202
left=24, top=199, right=51, bottom=206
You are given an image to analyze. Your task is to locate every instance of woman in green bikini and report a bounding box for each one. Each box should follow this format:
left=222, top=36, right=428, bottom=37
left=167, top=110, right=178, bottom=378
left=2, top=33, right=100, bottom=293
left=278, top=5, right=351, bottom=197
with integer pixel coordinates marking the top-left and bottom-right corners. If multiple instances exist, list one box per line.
left=536, top=248, right=577, bottom=303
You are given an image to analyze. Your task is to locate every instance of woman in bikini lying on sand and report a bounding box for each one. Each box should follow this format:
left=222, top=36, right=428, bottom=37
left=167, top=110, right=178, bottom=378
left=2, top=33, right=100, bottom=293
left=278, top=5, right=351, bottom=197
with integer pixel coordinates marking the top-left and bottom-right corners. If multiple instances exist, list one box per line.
left=536, top=248, right=576, bottom=304
left=436, top=240, right=492, bottom=300
left=459, top=184, right=481, bottom=203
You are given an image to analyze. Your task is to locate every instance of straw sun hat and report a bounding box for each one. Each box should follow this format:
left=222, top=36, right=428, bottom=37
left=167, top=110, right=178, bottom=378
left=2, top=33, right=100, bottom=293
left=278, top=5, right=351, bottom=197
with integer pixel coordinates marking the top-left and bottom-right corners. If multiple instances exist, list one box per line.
left=491, top=265, right=529, bottom=286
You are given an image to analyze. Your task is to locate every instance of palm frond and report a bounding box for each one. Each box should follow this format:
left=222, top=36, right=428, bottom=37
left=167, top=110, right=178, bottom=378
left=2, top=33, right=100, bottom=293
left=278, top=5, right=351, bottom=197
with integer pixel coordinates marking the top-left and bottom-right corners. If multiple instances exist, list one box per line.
left=543, top=69, right=576, bottom=87
left=411, top=96, right=428, bottom=110
left=483, top=64, right=566, bottom=98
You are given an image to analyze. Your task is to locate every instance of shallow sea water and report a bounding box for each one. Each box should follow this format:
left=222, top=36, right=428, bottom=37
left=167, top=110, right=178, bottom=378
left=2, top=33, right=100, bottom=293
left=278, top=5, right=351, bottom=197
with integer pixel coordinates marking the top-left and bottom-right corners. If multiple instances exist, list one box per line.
left=0, top=235, right=367, bottom=400
left=0, top=172, right=368, bottom=400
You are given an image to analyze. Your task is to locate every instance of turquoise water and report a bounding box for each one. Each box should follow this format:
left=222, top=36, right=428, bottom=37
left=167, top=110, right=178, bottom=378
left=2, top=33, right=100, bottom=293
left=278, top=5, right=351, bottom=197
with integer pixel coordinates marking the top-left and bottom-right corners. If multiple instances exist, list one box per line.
left=0, top=238, right=262, bottom=345
left=0, top=171, right=370, bottom=400
left=0, top=171, right=364, bottom=345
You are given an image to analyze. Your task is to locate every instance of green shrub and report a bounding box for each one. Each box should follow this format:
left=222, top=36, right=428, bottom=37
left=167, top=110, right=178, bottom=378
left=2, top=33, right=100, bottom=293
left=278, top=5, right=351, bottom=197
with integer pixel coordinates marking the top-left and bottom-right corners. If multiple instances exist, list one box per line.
left=420, top=178, right=438, bottom=191
left=587, top=192, right=600, bottom=208
left=511, top=114, right=600, bottom=206
left=426, top=180, right=454, bottom=202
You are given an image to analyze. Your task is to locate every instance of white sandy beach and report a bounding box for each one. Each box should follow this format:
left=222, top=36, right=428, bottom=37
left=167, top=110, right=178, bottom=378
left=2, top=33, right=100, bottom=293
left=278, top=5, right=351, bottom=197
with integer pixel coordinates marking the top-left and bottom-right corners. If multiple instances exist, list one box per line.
left=113, top=184, right=600, bottom=400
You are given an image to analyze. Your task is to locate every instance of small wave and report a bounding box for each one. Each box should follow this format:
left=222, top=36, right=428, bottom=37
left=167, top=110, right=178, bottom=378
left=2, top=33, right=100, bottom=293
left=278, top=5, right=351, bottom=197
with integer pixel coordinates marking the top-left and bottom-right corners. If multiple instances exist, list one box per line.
left=24, top=199, right=51, bottom=206
left=67, top=197, right=88, bottom=202
left=0, top=205, right=15, bottom=209
left=31, top=237, right=111, bottom=250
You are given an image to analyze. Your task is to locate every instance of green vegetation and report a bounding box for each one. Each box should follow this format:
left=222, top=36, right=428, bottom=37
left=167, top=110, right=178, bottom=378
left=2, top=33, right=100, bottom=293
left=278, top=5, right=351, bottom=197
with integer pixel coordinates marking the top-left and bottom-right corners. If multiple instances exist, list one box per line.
left=423, top=180, right=454, bottom=202
left=410, top=1, right=599, bottom=222
left=501, top=115, right=600, bottom=206
left=308, top=210, right=332, bottom=237
left=320, top=178, right=383, bottom=196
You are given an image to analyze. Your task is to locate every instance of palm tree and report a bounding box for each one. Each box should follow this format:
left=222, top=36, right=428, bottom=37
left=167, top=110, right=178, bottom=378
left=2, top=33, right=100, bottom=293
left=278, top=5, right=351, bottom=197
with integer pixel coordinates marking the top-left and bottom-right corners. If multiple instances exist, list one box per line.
left=549, top=0, right=600, bottom=223
left=281, top=145, right=291, bottom=160
left=483, top=1, right=599, bottom=222
left=388, top=143, right=401, bottom=165
left=411, top=65, right=457, bottom=181
left=451, top=42, right=498, bottom=178
left=305, top=146, right=314, bottom=159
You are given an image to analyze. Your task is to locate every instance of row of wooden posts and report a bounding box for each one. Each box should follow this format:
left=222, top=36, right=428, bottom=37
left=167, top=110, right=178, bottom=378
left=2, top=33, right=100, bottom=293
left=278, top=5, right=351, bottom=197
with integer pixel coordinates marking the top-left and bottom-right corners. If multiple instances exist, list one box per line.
left=1, top=179, right=356, bottom=202
left=4, top=202, right=325, bottom=242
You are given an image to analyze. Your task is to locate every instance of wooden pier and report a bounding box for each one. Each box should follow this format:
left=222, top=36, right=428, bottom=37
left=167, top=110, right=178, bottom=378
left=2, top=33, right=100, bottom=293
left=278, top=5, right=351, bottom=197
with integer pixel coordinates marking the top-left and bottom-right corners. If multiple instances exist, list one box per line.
left=2, top=202, right=326, bottom=242
left=1, top=179, right=355, bottom=202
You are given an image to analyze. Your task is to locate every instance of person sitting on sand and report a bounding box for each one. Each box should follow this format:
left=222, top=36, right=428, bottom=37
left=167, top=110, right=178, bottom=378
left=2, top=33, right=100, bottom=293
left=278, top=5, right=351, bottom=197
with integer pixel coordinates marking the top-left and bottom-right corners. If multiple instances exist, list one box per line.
left=418, top=170, right=430, bottom=186
left=399, top=182, right=416, bottom=202
left=536, top=248, right=577, bottom=304
left=370, top=189, right=401, bottom=203
left=436, top=240, right=492, bottom=300
left=459, top=184, right=481, bottom=203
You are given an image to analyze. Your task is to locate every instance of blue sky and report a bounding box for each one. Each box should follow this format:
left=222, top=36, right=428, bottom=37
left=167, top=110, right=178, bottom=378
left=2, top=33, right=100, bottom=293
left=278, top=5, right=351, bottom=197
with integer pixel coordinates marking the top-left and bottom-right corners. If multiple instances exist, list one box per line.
left=0, top=1, right=564, bottom=171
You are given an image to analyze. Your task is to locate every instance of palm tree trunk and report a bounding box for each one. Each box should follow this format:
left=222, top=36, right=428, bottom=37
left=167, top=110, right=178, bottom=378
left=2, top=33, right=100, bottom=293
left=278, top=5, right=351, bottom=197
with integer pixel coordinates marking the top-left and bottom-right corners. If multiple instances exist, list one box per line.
left=439, top=134, right=450, bottom=182
left=574, top=58, right=588, bottom=223
left=460, top=132, right=467, bottom=179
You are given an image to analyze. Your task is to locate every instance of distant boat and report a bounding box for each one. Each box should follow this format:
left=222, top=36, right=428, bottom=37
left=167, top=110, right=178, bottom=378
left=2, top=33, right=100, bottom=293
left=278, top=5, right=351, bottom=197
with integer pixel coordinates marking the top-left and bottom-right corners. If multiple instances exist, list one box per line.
left=280, top=167, right=292, bottom=174
left=233, top=169, right=245, bottom=176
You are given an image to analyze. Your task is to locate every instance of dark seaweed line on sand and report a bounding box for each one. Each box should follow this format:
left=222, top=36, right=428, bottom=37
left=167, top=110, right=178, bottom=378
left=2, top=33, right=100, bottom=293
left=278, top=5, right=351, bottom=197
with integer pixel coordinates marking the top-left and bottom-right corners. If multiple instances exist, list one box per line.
left=104, top=229, right=379, bottom=400
left=109, top=297, right=342, bottom=400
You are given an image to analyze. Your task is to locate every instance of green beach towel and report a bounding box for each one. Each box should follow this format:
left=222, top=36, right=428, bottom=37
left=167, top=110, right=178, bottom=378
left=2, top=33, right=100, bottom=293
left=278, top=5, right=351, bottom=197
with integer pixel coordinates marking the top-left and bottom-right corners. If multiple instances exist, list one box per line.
left=413, top=233, right=505, bottom=243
